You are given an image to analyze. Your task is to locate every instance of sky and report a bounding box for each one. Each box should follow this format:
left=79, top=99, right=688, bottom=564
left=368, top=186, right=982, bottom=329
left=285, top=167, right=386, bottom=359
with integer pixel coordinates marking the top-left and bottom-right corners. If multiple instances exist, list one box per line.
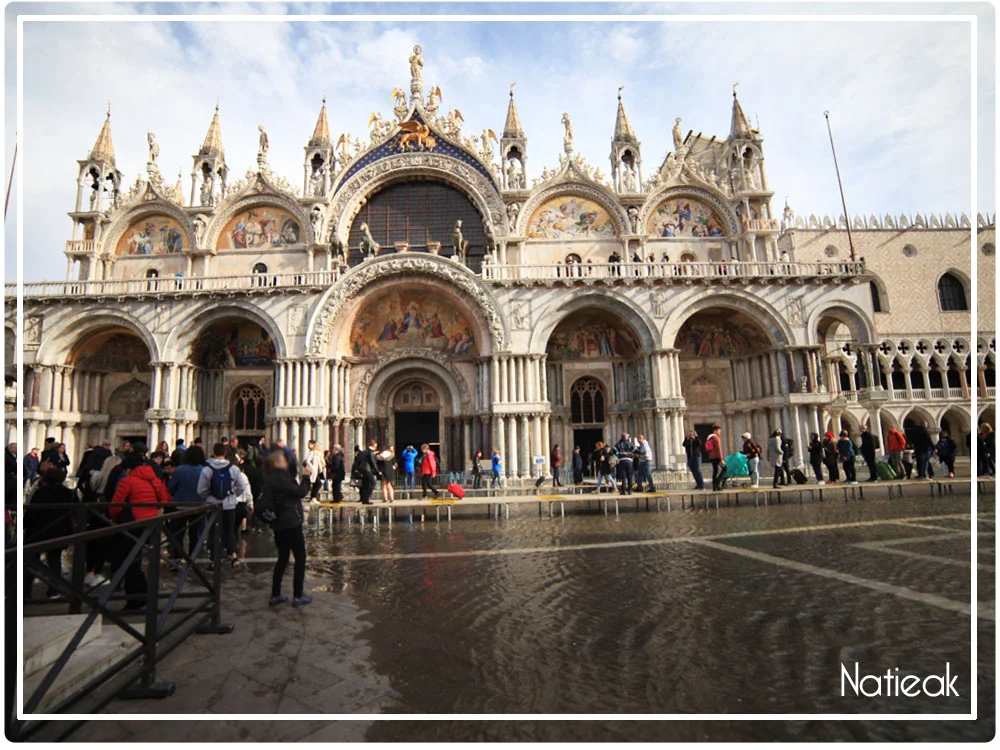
left=3, top=2, right=996, bottom=282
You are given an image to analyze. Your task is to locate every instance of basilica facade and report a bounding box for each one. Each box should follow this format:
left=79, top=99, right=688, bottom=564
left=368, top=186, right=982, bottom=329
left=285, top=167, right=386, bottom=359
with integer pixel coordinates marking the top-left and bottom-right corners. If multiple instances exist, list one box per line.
left=5, top=47, right=995, bottom=481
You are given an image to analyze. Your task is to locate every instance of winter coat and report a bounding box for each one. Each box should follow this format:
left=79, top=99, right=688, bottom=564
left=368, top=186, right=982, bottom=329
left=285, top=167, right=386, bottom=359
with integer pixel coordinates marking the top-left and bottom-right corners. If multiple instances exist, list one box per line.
left=326, top=451, right=346, bottom=481
left=935, top=437, right=957, bottom=461
left=264, top=470, right=311, bottom=532
left=25, top=482, right=77, bottom=542
left=837, top=438, right=856, bottom=460
left=886, top=428, right=907, bottom=452
left=109, top=465, right=172, bottom=522
left=704, top=434, right=723, bottom=460
left=167, top=463, right=206, bottom=504
left=766, top=437, right=784, bottom=464
left=860, top=432, right=877, bottom=460
left=401, top=447, right=418, bottom=473
left=682, top=435, right=702, bottom=460
left=420, top=450, right=438, bottom=477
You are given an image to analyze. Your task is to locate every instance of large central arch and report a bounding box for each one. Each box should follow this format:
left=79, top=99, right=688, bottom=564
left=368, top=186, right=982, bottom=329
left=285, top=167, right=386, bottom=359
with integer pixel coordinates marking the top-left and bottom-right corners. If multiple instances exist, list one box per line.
left=306, top=254, right=509, bottom=355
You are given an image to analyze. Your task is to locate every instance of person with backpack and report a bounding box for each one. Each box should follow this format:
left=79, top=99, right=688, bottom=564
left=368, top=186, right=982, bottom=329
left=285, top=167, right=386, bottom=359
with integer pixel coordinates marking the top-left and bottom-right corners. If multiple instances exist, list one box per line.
left=935, top=430, right=958, bottom=477
left=490, top=449, right=504, bottom=488
left=705, top=425, right=724, bottom=491
left=837, top=430, right=858, bottom=484
left=613, top=433, right=635, bottom=495
left=859, top=425, right=878, bottom=482
left=596, top=441, right=618, bottom=493
left=197, top=442, right=250, bottom=570
left=741, top=432, right=762, bottom=488
left=911, top=421, right=935, bottom=480
left=767, top=429, right=785, bottom=488
left=401, top=445, right=418, bottom=491
left=260, top=449, right=314, bottom=608
left=109, top=452, right=172, bottom=610
left=780, top=436, right=795, bottom=485
left=419, top=443, right=439, bottom=498
left=682, top=430, right=705, bottom=490
left=352, top=439, right=380, bottom=505
left=808, top=433, right=825, bottom=484
left=167, top=445, right=208, bottom=558
left=325, top=445, right=346, bottom=503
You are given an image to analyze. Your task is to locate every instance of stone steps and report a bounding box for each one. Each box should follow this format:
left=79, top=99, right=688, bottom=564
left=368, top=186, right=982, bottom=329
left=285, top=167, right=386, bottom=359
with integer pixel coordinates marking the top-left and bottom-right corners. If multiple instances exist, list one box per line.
left=24, top=614, right=102, bottom=678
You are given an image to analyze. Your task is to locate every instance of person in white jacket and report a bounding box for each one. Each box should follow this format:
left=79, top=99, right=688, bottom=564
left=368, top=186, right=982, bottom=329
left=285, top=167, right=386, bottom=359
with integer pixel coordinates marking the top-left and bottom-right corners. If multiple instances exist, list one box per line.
left=197, top=442, right=250, bottom=569
left=304, top=441, right=325, bottom=501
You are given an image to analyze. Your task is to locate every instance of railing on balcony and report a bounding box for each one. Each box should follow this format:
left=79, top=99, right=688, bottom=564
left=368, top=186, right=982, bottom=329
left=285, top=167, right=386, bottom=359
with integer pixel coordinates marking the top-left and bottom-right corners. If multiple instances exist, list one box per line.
left=987, top=387, right=997, bottom=399
left=742, top=218, right=781, bottom=232
left=64, top=240, right=96, bottom=254
left=482, top=260, right=867, bottom=284
left=929, top=388, right=946, bottom=399
left=947, top=388, right=965, bottom=399
left=8, top=269, right=343, bottom=299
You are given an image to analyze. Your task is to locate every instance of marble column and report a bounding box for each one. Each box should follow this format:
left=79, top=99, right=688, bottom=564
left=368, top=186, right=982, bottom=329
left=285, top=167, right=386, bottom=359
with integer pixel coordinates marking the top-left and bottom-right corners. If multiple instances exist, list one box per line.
left=531, top=416, right=542, bottom=477
left=507, top=416, right=518, bottom=478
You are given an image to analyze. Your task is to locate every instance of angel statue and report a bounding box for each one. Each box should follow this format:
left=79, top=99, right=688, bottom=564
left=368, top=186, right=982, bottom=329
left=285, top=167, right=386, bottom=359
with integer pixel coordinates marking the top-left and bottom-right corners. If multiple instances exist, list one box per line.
left=479, top=129, right=498, bottom=162
left=336, top=133, right=352, bottom=163
left=442, top=108, right=464, bottom=139
left=427, top=85, right=443, bottom=110
left=368, top=112, right=385, bottom=138
left=390, top=88, right=407, bottom=108
left=146, top=132, right=159, bottom=165
left=561, top=113, right=573, bottom=154
left=359, top=222, right=379, bottom=259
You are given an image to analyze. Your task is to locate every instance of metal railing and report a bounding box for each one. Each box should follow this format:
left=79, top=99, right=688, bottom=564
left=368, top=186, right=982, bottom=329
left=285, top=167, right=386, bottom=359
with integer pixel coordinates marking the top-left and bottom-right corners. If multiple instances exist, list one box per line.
left=482, top=260, right=867, bottom=283
left=8, top=502, right=232, bottom=740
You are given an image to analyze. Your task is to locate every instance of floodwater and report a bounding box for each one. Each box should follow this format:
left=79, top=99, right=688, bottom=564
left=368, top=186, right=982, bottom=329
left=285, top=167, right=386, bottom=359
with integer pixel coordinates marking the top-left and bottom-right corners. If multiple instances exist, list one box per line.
left=245, top=490, right=995, bottom=740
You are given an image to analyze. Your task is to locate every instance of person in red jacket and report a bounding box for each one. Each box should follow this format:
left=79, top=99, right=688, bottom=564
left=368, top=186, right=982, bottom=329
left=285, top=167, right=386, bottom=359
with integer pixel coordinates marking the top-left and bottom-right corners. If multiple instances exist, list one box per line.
left=110, top=453, right=172, bottom=610
left=419, top=443, right=439, bottom=498
left=886, top=426, right=907, bottom=478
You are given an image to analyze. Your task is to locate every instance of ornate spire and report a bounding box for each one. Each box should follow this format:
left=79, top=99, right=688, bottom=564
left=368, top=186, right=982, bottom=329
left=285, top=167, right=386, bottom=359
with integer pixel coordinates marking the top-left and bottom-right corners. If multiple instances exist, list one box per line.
left=88, top=103, right=116, bottom=164
left=503, top=84, right=524, bottom=139
left=309, top=94, right=331, bottom=147
left=199, top=103, right=224, bottom=157
left=613, top=87, right=637, bottom=143
left=730, top=87, right=752, bottom=140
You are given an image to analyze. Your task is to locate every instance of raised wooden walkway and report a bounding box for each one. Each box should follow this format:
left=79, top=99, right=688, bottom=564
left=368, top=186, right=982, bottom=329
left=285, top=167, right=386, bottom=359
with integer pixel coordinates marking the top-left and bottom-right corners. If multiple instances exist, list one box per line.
left=306, top=477, right=994, bottom=531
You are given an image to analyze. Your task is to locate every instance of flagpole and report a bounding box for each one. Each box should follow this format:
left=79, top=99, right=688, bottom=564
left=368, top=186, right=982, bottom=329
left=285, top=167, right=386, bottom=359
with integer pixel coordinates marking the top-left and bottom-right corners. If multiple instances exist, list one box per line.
left=823, top=112, right=856, bottom=262
left=4, top=136, right=16, bottom=219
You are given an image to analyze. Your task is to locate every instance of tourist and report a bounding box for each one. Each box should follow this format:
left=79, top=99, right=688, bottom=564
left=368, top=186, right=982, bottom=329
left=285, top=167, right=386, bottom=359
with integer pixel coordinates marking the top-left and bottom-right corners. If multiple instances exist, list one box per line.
left=912, top=421, right=934, bottom=480
left=807, top=433, right=825, bottom=483
left=767, top=429, right=785, bottom=488
left=419, top=443, right=439, bottom=498
left=109, top=451, right=172, bottom=610
left=24, top=465, right=75, bottom=601
left=304, top=440, right=325, bottom=500
left=471, top=450, right=483, bottom=489
left=596, top=441, right=618, bottom=493
left=377, top=447, right=396, bottom=503
left=780, top=434, right=795, bottom=485
left=233, top=452, right=255, bottom=546
left=401, top=444, right=418, bottom=490
left=167, top=445, right=208, bottom=558
left=572, top=446, right=584, bottom=485
left=148, top=451, right=167, bottom=480
left=23, top=447, right=40, bottom=489
left=170, top=439, right=186, bottom=466
left=613, top=433, right=635, bottom=495
left=886, top=424, right=906, bottom=478
left=634, top=434, right=655, bottom=492
left=354, top=439, right=380, bottom=505
left=859, top=425, right=878, bottom=481
left=741, top=432, right=761, bottom=488
left=935, top=430, right=957, bottom=477
left=326, top=445, right=346, bottom=503
left=491, top=449, right=504, bottom=488
left=53, top=443, right=70, bottom=473
left=980, top=424, right=995, bottom=476
left=551, top=444, right=563, bottom=487
left=197, top=442, right=250, bottom=569
left=705, top=425, right=724, bottom=492
left=682, top=430, right=705, bottom=490
left=263, top=449, right=313, bottom=608
left=837, top=430, right=858, bottom=484
left=274, top=438, right=299, bottom=478
left=821, top=432, right=840, bottom=483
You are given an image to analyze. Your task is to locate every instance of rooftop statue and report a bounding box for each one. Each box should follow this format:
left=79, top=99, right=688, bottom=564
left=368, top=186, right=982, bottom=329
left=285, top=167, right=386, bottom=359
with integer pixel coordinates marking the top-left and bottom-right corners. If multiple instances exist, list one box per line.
left=146, top=132, right=159, bottom=165
left=409, top=44, right=424, bottom=82
left=672, top=118, right=683, bottom=150
left=257, top=125, right=269, bottom=160
left=561, top=112, right=574, bottom=155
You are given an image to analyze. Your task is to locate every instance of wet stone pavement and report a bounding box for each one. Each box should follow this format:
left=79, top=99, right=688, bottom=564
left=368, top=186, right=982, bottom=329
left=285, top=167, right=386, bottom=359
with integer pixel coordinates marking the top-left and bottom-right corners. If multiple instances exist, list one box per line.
left=72, top=490, right=994, bottom=742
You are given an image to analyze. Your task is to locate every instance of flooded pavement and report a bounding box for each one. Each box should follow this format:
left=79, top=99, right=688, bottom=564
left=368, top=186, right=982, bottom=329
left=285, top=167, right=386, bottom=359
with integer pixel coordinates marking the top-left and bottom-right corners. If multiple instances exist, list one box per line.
left=74, top=491, right=994, bottom=741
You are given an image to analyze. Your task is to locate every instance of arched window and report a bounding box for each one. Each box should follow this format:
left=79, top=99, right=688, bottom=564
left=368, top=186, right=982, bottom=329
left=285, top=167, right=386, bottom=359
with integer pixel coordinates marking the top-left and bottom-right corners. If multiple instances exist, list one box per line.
left=253, top=263, right=268, bottom=274
left=570, top=378, right=606, bottom=425
left=869, top=281, right=883, bottom=313
left=145, top=268, right=159, bottom=279
left=938, top=273, right=968, bottom=311
left=232, top=385, right=267, bottom=432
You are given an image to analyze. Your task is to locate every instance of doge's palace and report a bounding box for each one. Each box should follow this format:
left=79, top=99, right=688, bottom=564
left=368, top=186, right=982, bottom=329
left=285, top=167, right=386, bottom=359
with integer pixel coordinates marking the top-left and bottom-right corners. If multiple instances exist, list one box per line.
left=5, top=46, right=995, bottom=483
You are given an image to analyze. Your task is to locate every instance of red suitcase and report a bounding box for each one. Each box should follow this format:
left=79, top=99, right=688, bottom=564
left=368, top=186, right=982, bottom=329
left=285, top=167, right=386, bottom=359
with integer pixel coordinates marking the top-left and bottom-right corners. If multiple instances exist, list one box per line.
left=446, top=482, right=465, bottom=499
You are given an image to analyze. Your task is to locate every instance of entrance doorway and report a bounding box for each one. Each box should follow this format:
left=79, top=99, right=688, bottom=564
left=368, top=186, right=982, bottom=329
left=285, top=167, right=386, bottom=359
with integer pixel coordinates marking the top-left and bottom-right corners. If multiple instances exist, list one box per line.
left=694, top=423, right=715, bottom=462
left=572, top=428, right=605, bottom=456
left=395, top=410, right=440, bottom=462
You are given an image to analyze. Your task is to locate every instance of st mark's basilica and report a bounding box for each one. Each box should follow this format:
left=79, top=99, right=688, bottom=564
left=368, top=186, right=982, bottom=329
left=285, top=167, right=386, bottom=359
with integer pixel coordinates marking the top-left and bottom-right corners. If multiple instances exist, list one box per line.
left=5, top=46, right=996, bottom=482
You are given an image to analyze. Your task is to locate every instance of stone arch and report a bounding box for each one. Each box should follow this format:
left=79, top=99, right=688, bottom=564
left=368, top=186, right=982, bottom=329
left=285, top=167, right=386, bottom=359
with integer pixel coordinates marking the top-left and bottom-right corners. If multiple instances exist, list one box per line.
left=205, top=178, right=312, bottom=252
left=353, top=352, right=470, bottom=418
left=661, top=290, right=793, bottom=351
left=529, top=291, right=659, bottom=355
left=807, top=301, right=877, bottom=346
left=163, top=300, right=287, bottom=363
left=868, top=273, right=890, bottom=313
left=35, top=309, right=159, bottom=366
left=639, top=185, right=738, bottom=239
left=901, top=404, right=935, bottom=427
left=101, top=197, right=193, bottom=258
left=938, top=405, right=971, bottom=448
left=329, top=155, right=507, bottom=246
left=517, top=183, right=628, bottom=239
left=306, top=254, right=508, bottom=355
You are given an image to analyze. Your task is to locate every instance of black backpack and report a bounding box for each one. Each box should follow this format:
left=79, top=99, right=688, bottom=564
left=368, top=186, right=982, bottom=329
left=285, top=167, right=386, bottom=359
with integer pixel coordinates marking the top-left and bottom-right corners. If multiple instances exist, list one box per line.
left=255, top=483, right=278, bottom=524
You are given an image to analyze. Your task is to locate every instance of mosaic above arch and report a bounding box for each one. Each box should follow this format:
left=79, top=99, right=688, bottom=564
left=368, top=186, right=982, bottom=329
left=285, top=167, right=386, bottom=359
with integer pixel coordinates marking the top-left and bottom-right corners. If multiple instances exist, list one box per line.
left=527, top=196, right=617, bottom=240
left=217, top=206, right=302, bottom=251
left=72, top=332, right=150, bottom=372
left=647, top=196, right=726, bottom=238
left=349, top=288, right=478, bottom=359
left=194, top=320, right=277, bottom=369
left=115, top=214, right=186, bottom=255
left=675, top=312, right=770, bottom=357
left=546, top=311, right=639, bottom=360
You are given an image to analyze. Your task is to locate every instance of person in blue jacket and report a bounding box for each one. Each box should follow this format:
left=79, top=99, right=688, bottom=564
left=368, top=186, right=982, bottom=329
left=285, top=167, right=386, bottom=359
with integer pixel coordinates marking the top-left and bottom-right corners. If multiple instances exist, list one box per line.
left=491, top=450, right=504, bottom=488
left=837, top=430, right=858, bottom=485
left=401, top=445, right=418, bottom=490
